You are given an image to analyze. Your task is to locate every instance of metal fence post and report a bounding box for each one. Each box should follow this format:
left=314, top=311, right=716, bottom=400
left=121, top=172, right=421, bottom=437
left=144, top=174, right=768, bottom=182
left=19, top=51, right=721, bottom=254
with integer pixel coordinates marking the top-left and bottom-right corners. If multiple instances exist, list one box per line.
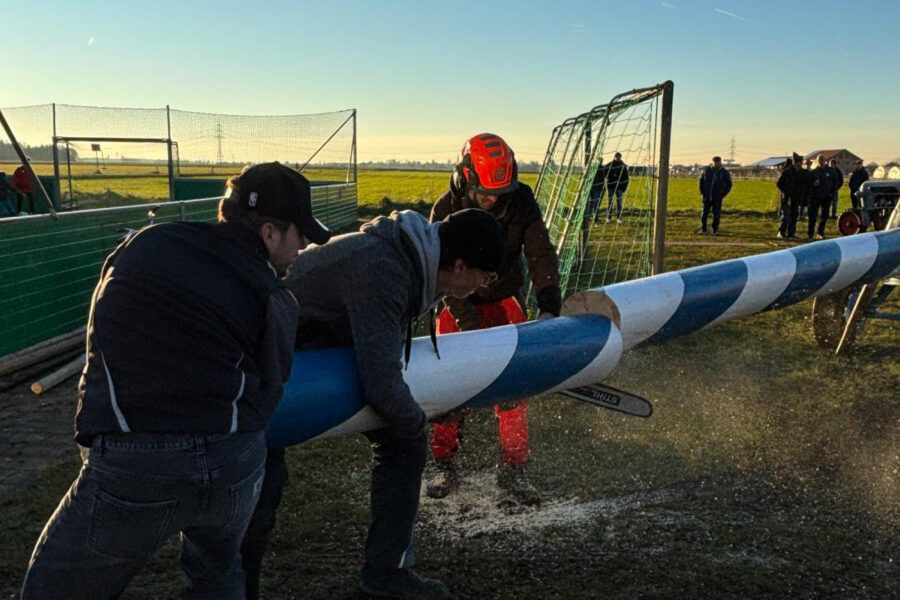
left=351, top=109, right=358, bottom=184
left=652, top=80, right=674, bottom=275
left=166, top=105, right=174, bottom=202
left=51, top=103, right=61, bottom=210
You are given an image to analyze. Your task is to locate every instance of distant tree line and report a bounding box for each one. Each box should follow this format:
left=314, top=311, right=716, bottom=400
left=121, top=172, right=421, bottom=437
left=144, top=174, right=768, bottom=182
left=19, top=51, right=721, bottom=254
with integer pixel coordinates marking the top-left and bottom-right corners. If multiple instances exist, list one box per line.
left=356, top=159, right=542, bottom=172
left=0, top=141, right=78, bottom=162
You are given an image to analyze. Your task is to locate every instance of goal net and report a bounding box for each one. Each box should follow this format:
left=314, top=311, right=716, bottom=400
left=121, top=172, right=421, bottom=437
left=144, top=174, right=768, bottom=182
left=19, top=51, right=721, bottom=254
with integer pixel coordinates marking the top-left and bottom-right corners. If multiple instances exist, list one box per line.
left=525, top=82, right=673, bottom=312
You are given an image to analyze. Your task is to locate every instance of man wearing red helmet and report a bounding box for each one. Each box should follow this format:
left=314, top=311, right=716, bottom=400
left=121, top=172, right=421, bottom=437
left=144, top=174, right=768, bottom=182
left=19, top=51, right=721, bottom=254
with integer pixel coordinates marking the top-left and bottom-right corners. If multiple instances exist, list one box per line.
left=426, top=133, right=561, bottom=505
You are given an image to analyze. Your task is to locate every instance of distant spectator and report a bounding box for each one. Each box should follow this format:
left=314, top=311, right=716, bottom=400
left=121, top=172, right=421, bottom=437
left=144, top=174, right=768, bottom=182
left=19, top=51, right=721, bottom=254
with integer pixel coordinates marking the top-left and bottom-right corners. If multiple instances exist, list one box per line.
left=0, top=172, right=15, bottom=217
left=848, top=159, right=869, bottom=210
left=581, top=159, right=608, bottom=252
left=807, top=154, right=838, bottom=240
left=799, top=158, right=813, bottom=218
left=586, top=159, right=608, bottom=221
left=11, top=164, right=34, bottom=214
left=604, top=152, right=629, bottom=224
left=775, top=152, right=805, bottom=239
left=829, top=158, right=844, bottom=218
left=697, top=156, right=732, bottom=235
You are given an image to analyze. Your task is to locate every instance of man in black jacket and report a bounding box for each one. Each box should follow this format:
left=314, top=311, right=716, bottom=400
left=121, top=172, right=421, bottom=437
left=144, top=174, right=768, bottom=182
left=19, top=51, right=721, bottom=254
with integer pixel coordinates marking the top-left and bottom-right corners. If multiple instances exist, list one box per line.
left=776, top=152, right=806, bottom=239
left=21, top=162, right=330, bottom=600
left=242, top=209, right=505, bottom=600
left=829, top=158, right=844, bottom=218
left=848, top=159, right=869, bottom=210
left=604, top=151, right=630, bottom=224
left=698, top=156, right=733, bottom=235
left=808, top=154, right=838, bottom=240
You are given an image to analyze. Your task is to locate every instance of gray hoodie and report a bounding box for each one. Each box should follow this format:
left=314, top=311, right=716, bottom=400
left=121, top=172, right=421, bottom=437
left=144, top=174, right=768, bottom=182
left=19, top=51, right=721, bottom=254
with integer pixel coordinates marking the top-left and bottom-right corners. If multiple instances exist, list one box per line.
left=284, top=211, right=442, bottom=437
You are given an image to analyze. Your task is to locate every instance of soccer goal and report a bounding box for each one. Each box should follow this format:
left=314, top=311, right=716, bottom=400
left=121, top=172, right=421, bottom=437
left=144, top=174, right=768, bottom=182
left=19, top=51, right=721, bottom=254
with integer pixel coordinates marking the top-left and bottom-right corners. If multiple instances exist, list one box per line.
left=525, top=81, right=673, bottom=311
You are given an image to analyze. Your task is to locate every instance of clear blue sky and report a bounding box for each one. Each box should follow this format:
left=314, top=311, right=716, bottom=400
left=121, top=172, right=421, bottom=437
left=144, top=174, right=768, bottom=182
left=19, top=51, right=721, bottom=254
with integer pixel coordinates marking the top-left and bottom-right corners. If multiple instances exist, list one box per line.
left=5, top=0, right=899, bottom=164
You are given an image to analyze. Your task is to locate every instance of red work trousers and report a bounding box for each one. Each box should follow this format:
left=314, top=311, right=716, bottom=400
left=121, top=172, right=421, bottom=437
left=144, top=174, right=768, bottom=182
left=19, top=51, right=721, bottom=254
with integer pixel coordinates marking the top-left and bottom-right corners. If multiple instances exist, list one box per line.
left=430, top=297, right=530, bottom=466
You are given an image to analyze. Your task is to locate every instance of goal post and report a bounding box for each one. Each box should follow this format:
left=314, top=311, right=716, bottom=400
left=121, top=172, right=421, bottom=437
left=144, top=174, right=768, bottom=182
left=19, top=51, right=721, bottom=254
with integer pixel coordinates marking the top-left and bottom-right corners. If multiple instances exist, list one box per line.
left=525, top=81, right=674, bottom=313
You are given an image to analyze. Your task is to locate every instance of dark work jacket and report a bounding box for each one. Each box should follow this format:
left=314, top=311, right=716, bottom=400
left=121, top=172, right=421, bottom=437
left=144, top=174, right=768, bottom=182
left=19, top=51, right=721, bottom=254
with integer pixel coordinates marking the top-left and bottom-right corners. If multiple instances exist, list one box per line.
left=431, top=181, right=561, bottom=331
left=808, top=166, right=838, bottom=200
left=833, top=167, right=844, bottom=191
left=75, top=222, right=298, bottom=445
left=699, top=165, right=732, bottom=201
left=590, top=164, right=608, bottom=194
left=776, top=165, right=807, bottom=202
left=605, top=159, right=630, bottom=192
left=849, top=167, right=870, bottom=196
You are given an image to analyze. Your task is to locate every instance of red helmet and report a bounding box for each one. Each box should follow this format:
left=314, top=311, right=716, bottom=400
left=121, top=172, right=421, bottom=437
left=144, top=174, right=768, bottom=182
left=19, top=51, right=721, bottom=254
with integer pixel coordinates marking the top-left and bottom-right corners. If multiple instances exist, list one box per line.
left=453, top=133, right=518, bottom=196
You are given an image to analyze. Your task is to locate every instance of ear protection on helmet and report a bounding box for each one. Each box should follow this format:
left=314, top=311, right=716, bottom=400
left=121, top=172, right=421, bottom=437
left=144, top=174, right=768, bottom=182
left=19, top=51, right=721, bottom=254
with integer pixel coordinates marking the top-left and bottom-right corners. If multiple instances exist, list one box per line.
left=452, top=134, right=518, bottom=197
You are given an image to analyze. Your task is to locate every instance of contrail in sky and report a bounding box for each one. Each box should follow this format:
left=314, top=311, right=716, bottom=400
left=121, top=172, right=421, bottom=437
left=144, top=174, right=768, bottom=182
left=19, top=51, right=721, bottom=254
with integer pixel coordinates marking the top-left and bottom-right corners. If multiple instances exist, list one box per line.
left=715, top=8, right=746, bottom=21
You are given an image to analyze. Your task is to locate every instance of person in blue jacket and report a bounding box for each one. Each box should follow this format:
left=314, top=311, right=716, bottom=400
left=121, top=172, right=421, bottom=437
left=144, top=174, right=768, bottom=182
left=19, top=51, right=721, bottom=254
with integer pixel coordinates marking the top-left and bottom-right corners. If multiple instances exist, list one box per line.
left=698, top=156, right=733, bottom=235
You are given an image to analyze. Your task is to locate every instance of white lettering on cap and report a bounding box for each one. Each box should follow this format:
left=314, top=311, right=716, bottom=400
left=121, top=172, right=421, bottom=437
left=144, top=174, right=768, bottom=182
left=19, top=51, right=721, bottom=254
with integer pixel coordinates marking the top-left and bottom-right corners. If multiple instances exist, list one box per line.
left=249, top=192, right=258, bottom=207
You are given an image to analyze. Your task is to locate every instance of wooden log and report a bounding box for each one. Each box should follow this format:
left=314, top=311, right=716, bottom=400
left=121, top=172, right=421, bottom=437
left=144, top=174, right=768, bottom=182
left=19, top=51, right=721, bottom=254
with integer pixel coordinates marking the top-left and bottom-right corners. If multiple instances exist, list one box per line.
left=0, top=327, right=85, bottom=377
left=31, top=354, right=86, bottom=395
left=0, top=349, right=83, bottom=393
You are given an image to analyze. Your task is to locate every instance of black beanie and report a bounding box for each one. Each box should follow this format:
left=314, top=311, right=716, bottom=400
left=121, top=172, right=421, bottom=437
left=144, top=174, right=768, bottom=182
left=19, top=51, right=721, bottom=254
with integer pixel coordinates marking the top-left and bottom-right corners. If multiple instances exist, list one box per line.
left=439, top=208, right=505, bottom=272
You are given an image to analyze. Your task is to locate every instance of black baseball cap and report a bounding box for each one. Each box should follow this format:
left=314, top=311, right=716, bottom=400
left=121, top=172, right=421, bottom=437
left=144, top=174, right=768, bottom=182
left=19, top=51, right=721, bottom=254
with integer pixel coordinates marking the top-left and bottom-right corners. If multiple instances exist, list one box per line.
left=439, top=208, right=505, bottom=272
left=226, top=162, right=331, bottom=245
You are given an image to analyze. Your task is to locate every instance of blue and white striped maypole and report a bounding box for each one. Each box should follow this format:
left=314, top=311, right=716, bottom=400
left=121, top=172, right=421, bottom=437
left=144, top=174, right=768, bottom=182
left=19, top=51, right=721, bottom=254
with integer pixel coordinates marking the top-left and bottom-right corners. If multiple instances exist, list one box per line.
left=267, top=229, right=900, bottom=449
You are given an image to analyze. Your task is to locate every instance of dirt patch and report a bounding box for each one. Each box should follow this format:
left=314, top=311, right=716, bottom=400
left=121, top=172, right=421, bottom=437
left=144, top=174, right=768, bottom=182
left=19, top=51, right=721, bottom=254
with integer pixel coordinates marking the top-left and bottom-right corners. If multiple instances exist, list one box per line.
left=0, top=378, right=79, bottom=499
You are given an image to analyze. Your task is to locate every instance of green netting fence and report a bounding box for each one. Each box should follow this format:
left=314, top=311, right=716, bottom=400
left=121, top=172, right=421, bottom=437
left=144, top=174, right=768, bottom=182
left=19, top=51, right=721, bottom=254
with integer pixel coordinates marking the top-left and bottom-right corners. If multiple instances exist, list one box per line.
left=0, top=182, right=357, bottom=358
left=525, top=82, right=672, bottom=313
left=0, top=104, right=357, bottom=211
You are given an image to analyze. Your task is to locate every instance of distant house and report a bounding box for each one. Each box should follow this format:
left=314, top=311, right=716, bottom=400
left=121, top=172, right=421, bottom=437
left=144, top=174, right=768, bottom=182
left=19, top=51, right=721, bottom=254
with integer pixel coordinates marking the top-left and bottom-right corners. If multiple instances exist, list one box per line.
left=803, top=149, right=862, bottom=176
left=749, top=156, right=790, bottom=171
left=873, top=162, right=900, bottom=179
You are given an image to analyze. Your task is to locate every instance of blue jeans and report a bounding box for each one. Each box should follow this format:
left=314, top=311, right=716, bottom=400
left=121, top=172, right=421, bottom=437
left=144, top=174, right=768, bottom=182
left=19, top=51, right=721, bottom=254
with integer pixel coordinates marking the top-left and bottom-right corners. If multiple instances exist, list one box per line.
left=587, top=186, right=605, bottom=220
left=701, top=197, right=723, bottom=232
left=779, top=196, right=799, bottom=237
left=606, top=188, right=624, bottom=219
left=808, top=196, right=830, bottom=237
left=22, top=431, right=267, bottom=600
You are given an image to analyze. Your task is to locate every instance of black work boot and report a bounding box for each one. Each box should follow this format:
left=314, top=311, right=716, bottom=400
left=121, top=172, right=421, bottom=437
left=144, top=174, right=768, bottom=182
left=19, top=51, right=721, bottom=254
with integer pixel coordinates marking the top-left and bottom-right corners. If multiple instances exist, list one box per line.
left=425, top=461, right=458, bottom=499
left=497, top=464, right=540, bottom=506
left=359, top=566, right=451, bottom=599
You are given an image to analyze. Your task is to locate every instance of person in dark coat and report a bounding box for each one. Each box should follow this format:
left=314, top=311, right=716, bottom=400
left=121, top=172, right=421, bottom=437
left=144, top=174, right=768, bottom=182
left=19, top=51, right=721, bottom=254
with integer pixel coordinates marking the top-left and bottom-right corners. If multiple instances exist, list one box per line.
left=0, top=172, right=15, bottom=217
left=21, top=162, right=329, bottom=600
left=604, top=151, right=630, bottom=223
left=807, top=154, right=838, bottom=240
left=587, top=159, right=608, bottom=221
left=697, top=156, right=732, bottom=234
left=829, top=158, right=844, bottom=218
left=848, top=159, right=869, bottom=210
left=11, top=164, right=34, bottom=214
left=241, top=208, right=505, bottom=600
left=425, top=133, right=560, bottom=506
left=776, top=152, right=806, bottom=239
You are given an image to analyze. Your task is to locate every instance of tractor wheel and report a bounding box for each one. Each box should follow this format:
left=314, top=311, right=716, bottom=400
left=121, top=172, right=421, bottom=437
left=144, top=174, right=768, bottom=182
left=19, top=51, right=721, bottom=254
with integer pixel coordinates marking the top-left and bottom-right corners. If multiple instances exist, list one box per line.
left=838, top=211, right=861, bottom=236
left=812, top=287, right=860, bottom=351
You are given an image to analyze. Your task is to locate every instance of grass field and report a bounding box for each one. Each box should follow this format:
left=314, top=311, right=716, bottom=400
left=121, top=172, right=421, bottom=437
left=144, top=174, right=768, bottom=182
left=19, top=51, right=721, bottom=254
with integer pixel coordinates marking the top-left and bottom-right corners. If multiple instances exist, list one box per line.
left=0, top=170, right=897, bottom=598
left=1, top=162, right=854, bottom=217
